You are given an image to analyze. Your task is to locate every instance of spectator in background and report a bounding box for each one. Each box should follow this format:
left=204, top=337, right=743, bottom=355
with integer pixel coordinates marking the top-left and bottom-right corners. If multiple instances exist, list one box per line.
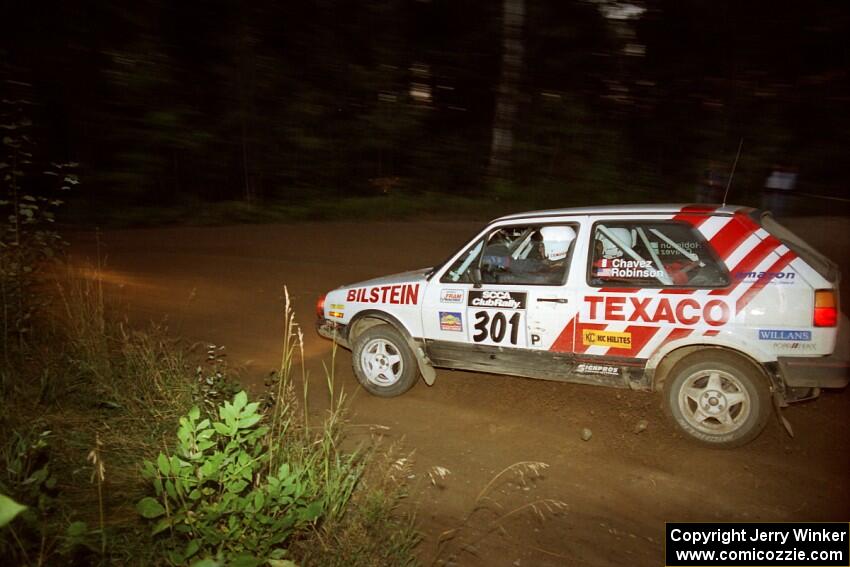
left=761, top=165, right=798, bottom=217
left=696, top=162, right=726, bottom=203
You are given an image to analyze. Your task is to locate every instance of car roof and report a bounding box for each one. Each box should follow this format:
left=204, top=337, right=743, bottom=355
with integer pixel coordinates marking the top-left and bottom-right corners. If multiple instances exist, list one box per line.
left=493, top=203, right=753, bottom=222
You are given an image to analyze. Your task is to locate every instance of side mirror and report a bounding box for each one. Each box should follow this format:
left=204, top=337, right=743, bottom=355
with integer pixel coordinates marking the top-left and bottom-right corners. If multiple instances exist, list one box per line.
left=471, top=267, right=483, bottom=289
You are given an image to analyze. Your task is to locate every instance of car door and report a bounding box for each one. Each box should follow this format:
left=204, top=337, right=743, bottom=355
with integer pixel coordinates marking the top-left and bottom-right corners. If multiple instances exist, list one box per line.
left=421, top=220, right=583, bottom=380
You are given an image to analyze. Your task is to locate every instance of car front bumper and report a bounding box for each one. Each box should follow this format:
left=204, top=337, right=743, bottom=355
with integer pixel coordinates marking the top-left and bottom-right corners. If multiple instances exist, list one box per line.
left=316, top=318, right=350, bottom=349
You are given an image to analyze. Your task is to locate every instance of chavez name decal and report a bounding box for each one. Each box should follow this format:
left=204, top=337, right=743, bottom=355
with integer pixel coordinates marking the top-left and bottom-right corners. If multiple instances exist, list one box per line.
left=346, top=283, right=420, bottom=305
left=583, top=295, right=730, bottom=327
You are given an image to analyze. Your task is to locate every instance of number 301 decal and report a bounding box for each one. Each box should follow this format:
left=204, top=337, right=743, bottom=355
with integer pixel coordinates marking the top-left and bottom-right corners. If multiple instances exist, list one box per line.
left=472, top=310, right=523, bottom=346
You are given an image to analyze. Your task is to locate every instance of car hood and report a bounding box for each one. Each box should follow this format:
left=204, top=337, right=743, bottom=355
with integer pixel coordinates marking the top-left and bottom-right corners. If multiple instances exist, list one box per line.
left=342, top=267, right=432, bottom=289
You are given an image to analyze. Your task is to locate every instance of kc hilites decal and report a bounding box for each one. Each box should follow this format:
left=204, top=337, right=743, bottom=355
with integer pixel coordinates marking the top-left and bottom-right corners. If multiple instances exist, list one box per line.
left=582, top=329, right=632, bottom=349
left=346, top=283, right=419, bottom=305
left=467, top=290, right=527, bottom=309
left=583, top=295, right=730, bottom=327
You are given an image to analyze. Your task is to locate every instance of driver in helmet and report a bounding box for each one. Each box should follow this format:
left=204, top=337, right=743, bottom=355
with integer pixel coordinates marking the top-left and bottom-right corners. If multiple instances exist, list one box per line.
left=505, top=225, right=576, bottom=284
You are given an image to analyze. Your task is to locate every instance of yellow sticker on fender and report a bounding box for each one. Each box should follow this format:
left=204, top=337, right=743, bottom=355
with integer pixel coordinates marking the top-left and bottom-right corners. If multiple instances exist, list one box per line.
left=582, top=329, right=632, bottom=349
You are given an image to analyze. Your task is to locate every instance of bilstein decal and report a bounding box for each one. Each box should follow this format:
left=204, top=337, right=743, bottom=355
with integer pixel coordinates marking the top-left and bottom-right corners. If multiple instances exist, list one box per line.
left=468, top=290, right=527, bottom=310
left=583, top=296, right=730, bottom=327
left=582, top=329, right=632, bottom=349
left=346, top=284, right=419, bottom=305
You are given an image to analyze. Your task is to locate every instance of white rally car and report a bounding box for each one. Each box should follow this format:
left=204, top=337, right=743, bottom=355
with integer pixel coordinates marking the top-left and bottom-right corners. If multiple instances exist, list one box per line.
left=316, top=204, right=847, bottom=447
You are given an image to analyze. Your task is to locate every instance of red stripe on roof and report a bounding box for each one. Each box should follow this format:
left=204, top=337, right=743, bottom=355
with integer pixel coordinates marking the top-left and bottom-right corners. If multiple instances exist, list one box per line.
left=735, top=250, right=797, bottom=314
left=673, top=205, right=717, bottom=228
left=703, top=330, right=719, bottom=337
left=708, top=214, right=758, bottom=261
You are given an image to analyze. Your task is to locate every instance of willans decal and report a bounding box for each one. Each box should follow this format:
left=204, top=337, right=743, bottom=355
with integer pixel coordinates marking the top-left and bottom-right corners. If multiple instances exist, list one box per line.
left=758, top=329, right=812, bottom=341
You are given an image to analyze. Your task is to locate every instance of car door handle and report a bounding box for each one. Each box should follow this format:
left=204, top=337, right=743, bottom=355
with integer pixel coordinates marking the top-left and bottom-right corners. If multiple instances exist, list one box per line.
left=537, top=297, right=568, bottom=304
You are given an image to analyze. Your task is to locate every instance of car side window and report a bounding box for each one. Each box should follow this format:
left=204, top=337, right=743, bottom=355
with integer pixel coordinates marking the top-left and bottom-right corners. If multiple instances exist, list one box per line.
left=441, top=224, right=577, bottom=286
left=589, top=221, right=728, bottom=288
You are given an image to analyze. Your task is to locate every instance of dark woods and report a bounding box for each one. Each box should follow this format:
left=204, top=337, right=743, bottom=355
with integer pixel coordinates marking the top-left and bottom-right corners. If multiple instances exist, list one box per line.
left=2, top=0, right=848, bottom=213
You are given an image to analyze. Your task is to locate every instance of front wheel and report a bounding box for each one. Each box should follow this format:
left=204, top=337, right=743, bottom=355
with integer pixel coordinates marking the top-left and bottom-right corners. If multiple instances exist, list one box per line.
left=352, top=324, right=418, bottom=397
left=663, top=351, right=772, bottom=448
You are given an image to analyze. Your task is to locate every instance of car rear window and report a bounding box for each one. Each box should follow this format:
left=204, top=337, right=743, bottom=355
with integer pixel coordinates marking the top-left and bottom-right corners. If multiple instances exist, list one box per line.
left=757, top=213, right=837, bottom=282
left=588, top=221, right=729, bottom=288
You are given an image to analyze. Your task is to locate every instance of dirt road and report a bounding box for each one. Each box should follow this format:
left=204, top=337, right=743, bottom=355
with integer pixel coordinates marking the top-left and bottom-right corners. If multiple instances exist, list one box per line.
left=69, top=218, right=850, bottom=566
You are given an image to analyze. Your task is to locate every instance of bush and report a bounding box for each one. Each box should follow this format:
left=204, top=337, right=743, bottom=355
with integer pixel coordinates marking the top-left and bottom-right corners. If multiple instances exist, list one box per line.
left=135, top=291, right=418, bottom=566
left=138, top=393, right=322, bottom=564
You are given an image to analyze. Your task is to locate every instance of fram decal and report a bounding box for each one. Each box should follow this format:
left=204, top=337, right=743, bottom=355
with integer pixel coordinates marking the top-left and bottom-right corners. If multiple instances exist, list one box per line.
left=439, top=311, right=463, bottom=332
left=759, top=329, right=812, bottom=341
left=329, top=303, right=345, bottom=318
left=583, top=296, right=730, bottom=327
left=734, top=271, right=796, bottom=283
left=440, top=289, right=465, bottom=304
left=575, top=363, right=619, bottom=376
left=346, top=284, right=419, bottom=305
left=582, top=329, right=632, bottom=349
left=468, top=290, right=527, bottom=310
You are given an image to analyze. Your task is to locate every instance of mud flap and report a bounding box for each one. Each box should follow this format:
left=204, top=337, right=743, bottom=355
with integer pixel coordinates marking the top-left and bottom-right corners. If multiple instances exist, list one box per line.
left=408, top=339, right=437, bottom=386
left=772, top=392, right=794, bottom=438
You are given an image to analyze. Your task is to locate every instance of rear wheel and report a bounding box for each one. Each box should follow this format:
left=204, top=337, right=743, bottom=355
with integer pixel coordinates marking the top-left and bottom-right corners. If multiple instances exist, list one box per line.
left=352, top=324, right=418, bottom=397
left=663, top=350, right=771, bottom=447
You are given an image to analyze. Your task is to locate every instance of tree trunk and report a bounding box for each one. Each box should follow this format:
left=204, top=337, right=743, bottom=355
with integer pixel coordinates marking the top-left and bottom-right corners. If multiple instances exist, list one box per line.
left=487, top=0, right=525, bottom=184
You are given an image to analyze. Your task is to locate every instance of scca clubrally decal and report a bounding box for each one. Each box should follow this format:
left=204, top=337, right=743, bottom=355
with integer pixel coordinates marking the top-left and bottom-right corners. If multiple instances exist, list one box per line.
left=467, top=290, right=527, bottom=309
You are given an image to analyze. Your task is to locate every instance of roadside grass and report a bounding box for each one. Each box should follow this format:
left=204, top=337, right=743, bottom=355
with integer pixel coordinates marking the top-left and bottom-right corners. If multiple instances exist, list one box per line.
left=0, top=268, right=420, bottom=565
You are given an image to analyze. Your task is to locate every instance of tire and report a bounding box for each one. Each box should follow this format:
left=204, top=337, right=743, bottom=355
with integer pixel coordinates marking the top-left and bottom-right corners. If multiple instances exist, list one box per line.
left=351, top=324, right=418, bottom=397
left=663, top=350, right=772, bottom=448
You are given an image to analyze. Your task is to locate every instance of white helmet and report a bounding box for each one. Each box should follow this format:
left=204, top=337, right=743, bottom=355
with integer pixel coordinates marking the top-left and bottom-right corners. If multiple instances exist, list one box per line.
left=539, top=226, right=576, bottom=261
left=597, top=228, right=632, bottom=258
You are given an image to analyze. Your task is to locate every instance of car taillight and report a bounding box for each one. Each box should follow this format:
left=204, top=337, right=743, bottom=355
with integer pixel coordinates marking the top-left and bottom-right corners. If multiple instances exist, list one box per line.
left=316, top=294, right=326, bottom=319
left=813, top=290, right=837, bottom=327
